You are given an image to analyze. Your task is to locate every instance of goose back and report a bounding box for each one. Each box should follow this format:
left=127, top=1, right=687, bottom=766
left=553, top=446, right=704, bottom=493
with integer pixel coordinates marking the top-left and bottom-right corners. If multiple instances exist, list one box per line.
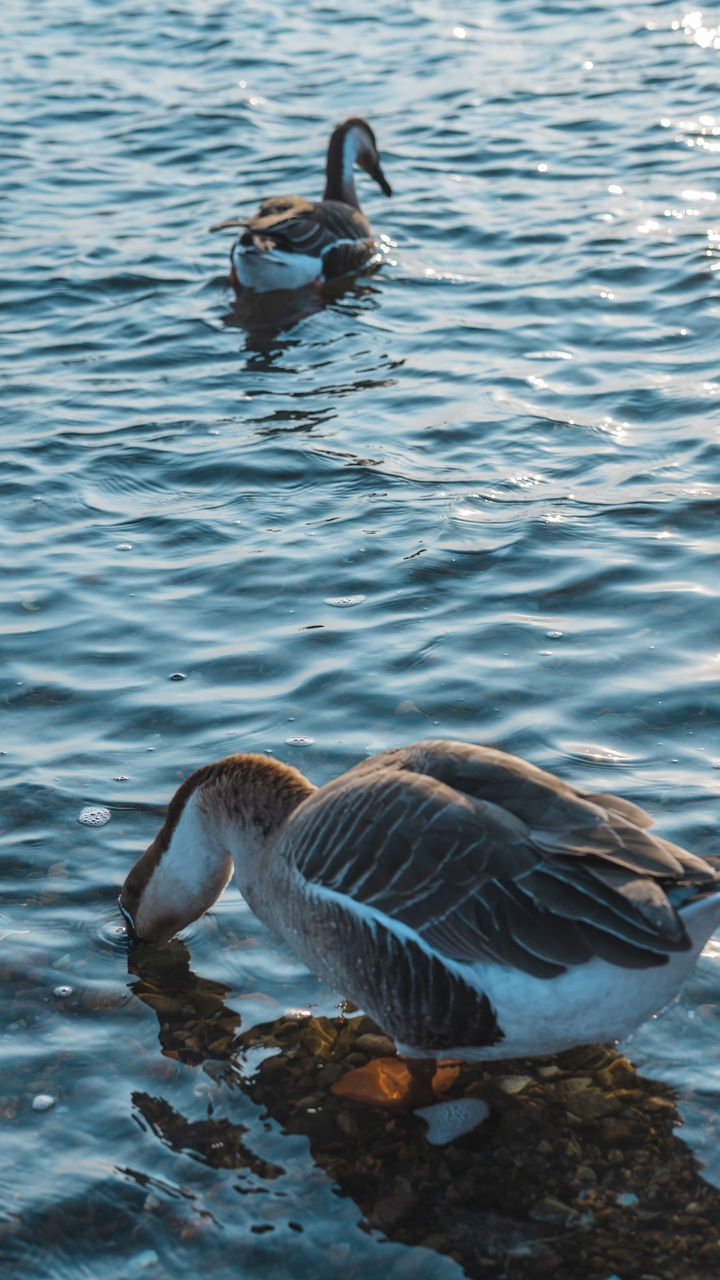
left=270, top=740, right=717, bottom=980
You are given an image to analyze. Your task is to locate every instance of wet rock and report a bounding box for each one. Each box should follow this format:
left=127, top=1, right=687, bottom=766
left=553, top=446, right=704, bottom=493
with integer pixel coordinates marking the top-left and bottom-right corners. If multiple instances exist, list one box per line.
left=600, top=1116, right=634, bottom=1144
left=108, top=960, right=720, bottom=1280
left=335, top=1110, right=359, bottom=1137
left=31, top=1094, right=56, bottom=1112
left=529, top=1196, right=575, bottom=1226
left=354, top=1032, right=396, bottom=1056
left=594, top=1056, right=637, bottom=1090
left=499, top=1074, right=533, bottom=1095
left=366, top=1193, right=419, bottom=1230
left=543, top=1077, right=615, bottom=1121
left=317, top=1062, right=343, bottom=1084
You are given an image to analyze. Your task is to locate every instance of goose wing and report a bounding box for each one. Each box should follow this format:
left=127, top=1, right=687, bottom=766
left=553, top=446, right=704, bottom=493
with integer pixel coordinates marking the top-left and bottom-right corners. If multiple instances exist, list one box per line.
left=285, top=740, right=718, bottom=979
left=236, top=196, right=371, bottom=259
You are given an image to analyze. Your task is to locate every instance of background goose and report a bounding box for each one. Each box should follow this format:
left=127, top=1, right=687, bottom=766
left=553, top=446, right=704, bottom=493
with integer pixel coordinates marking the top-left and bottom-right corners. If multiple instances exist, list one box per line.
left=210, top=116, right=392, bottom=293
left=120, top=740, right=720, bottom=1075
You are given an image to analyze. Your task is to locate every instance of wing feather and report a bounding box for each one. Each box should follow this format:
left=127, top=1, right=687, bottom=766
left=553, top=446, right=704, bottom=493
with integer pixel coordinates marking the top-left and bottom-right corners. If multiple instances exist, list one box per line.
left=240, top=196, right=371, bottom=259
left=282, top=740, right=718, bottom=979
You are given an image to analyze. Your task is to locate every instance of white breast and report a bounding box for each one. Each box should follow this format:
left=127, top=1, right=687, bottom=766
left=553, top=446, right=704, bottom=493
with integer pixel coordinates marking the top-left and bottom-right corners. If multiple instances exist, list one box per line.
left=231, top=244, right=322, bottom=292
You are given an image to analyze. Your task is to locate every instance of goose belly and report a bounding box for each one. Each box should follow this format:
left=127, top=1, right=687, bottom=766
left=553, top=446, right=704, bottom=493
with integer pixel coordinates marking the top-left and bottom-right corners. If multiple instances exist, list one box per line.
left=398, top=892, right=720, bottom=1061
left=270, top=877, right=720, bottom=1063
left=418, top=950, right=697, bottom=1062
left=230, top=243, right=322, bottom=293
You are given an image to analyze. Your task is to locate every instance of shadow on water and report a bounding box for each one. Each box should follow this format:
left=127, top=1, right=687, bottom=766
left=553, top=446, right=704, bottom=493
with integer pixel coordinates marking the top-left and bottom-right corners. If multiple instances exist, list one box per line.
left=118, top=944, right=720, bottom=1280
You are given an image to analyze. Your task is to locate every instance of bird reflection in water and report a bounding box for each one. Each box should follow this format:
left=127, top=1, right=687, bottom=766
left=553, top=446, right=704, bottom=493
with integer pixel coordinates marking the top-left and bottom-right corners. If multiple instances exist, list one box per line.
left=125, top=941, right=720, bottom=1280
left=216, top=274, right=383, bottom=370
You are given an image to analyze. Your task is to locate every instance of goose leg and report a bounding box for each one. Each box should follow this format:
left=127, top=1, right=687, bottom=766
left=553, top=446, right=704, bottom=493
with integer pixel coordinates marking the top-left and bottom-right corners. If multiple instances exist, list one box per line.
left=403, top=1057, right=440, bottom=1108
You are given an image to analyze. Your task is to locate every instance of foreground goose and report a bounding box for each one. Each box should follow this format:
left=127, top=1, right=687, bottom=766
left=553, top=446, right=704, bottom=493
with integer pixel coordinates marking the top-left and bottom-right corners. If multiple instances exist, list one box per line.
left=120, top=741, right=720, bottom=1072
left=210, top=116, right=392, bottom=293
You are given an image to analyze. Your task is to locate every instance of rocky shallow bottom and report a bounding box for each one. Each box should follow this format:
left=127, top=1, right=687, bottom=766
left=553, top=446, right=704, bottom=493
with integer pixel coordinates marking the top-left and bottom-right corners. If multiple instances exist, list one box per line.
left=225, top=1012, right=720, bottom=1280
left=125, top=939, right=720, bottom=1280
left=5, top=942, right=720, bottom=1280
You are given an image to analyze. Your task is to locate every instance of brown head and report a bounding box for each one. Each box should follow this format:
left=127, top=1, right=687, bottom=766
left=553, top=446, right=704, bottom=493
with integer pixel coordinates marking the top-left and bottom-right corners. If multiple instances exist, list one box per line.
left=119, top=754, right=316, bottom=944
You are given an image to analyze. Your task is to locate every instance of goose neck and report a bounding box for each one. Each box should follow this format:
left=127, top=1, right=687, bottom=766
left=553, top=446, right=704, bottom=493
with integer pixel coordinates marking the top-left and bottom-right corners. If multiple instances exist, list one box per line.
left=323, top=126, right=360, bottom=207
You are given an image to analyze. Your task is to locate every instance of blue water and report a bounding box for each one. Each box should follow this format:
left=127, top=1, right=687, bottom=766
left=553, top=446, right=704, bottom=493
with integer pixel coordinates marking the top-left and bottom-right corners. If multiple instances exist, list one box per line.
left=3, top=0, right=720, bottom=1275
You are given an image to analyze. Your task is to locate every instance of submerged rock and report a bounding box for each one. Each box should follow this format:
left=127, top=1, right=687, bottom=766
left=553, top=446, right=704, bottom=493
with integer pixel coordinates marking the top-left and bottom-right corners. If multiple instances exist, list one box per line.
left=124, top=943, right=720, bottom=1280
left=31, top=1094, right=56, bottom=1112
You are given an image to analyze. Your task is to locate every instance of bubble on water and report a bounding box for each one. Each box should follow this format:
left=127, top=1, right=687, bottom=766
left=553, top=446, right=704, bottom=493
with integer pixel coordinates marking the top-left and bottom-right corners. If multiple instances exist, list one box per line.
left=545, top=630, right=563, bottom=639
left=116, top=543, right=133, bottom=550
left=286, top=736, right=315, bottom=746
left=53, top=985, right=73, bottom=998
left=324, top=595, right=366, bottom=608
left=169, top=672, right=185, bottom=681
left=114, top=775, right=129, bottom=782
left=97, top=917, right=131, bottom=951
left=32, top=1094, right=56, bottom=1112
left=78, top=807, right=110, bottom=827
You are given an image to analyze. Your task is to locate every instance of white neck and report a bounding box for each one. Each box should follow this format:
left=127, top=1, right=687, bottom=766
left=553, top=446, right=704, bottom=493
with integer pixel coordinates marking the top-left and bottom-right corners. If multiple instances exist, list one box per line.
left=132, top=789, right=236, bottom=943
left=341, top=127, right=363, bottom=196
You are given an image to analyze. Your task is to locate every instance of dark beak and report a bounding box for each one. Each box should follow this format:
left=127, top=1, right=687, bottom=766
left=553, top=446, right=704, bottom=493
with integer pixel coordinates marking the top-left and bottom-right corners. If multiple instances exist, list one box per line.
left=370, top=162, right=392, bottom=198
left=118, top=894, right=137, bottom=942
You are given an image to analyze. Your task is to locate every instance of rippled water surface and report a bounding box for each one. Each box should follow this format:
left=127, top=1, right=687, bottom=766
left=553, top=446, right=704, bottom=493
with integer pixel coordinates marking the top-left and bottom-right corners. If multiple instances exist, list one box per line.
left=3, top=0, right=720, bottom=1275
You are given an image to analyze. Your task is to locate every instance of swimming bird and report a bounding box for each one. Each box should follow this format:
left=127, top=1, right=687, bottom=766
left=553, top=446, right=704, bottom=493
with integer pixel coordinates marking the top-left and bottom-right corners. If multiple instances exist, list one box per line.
left=119, top=740, right=720, bottom=1080
left=210, top=117, right=392, bottom=293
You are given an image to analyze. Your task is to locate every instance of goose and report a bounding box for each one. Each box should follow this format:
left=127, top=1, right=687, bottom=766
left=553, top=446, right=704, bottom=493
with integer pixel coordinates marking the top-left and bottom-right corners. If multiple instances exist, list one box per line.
left=209, top=117, right=392, bottom=293
left=119, top=738, right=720, bottom=1053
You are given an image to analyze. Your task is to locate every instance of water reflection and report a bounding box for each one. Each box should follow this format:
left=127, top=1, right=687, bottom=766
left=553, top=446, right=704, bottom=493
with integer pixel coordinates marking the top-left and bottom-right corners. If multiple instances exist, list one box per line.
left=127, top=938, right=244, bottom=1067
left=127, top=942, right=720, bottom=1280
left=219, top=274, right=383, bottom=368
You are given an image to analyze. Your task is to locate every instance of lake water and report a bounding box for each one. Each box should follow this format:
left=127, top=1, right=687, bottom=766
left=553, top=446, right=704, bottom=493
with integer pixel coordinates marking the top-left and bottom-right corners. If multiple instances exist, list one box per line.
left=3, top=0, right=720, bottom=1275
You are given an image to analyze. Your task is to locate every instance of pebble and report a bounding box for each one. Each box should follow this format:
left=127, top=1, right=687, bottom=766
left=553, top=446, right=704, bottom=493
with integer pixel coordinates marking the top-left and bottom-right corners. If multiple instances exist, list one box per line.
left=499, top=1074, right=533, bottom=1095
left=529, top=1194, right=574, bottom=1225
left=32, top=1094, right=56, bottom=1112
left=353, top=1032, right=396, bottom=1056
left=416, top=1097, right=489, bottom=1144
left=78, top=806, right=110, bottom=827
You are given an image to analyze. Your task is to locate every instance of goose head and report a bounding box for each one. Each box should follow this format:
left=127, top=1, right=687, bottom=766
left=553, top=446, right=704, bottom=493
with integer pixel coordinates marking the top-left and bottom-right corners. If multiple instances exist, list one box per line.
left=119, top=754, right=315, bottom=944
left=324, top=117, right=392, bottom=204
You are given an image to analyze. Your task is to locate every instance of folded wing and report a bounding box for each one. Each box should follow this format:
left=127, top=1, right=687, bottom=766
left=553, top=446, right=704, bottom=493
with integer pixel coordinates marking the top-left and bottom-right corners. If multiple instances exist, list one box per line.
left=285, top=740, right=718, bottom=980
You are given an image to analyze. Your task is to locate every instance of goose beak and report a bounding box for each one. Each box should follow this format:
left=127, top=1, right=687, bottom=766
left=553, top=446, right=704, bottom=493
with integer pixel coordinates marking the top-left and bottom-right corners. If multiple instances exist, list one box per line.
left=117, top=893, right=138, bottom=942
left=369, top=161, right=392, bottom=197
